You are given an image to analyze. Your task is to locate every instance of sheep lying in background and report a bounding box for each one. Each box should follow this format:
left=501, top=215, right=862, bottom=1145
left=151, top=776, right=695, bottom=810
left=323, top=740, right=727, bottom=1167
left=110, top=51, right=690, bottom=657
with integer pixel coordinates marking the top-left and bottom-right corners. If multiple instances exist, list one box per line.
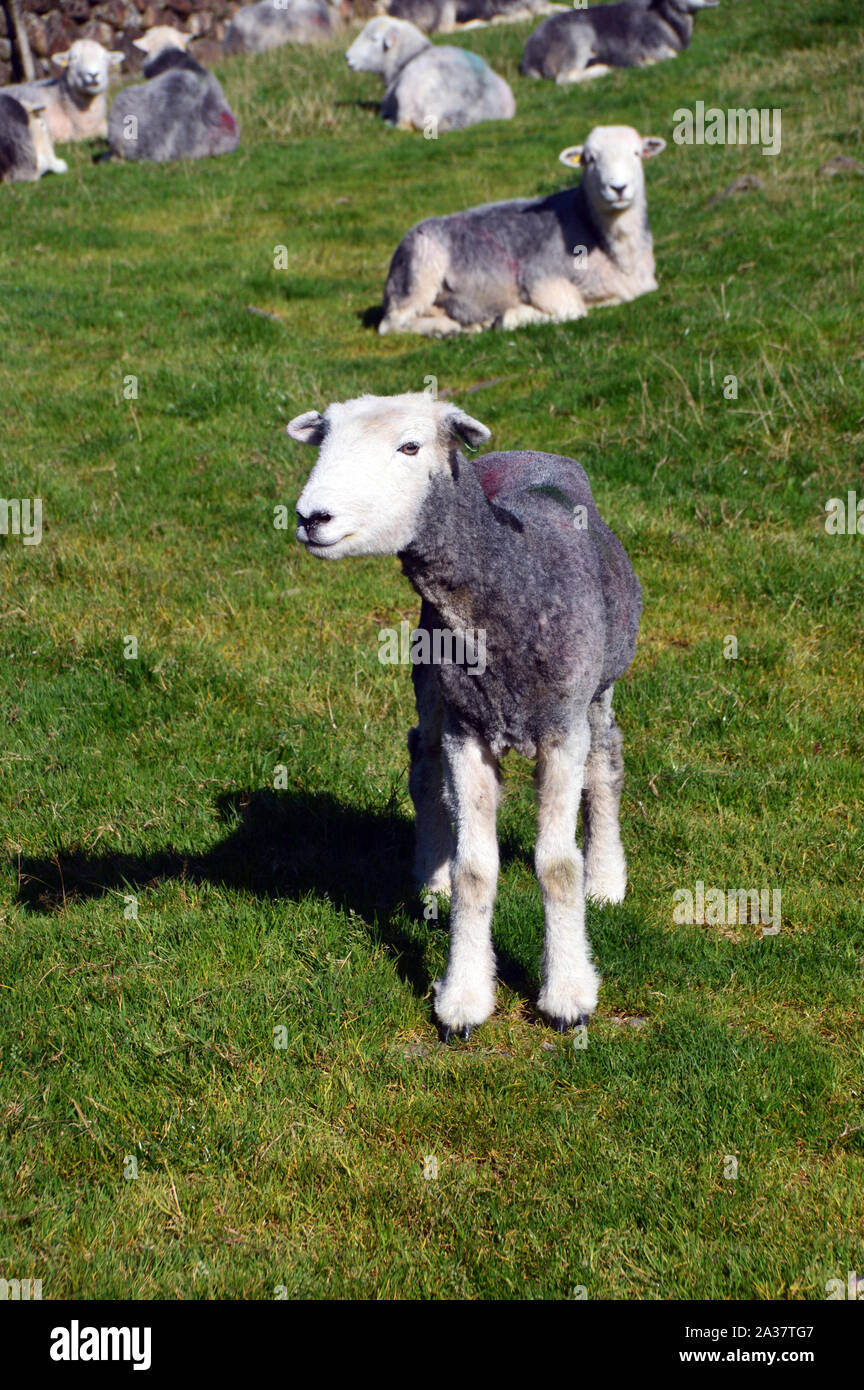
left=385, top=0, right=563, bottom=34
left=1, top=40, right=124, bottom=143
left=224, top=0, right=340, bottom=55
left=346, top=18, right=514, bottom=133
left=289, top=393, right=641, bottom=1037
left=521, top=0, right=718, bottom=84
left=108, top=55, right=239, bottom=163
left=379, top=124, right=664, bottom=335
left=0, top=93, right=67, bottom=182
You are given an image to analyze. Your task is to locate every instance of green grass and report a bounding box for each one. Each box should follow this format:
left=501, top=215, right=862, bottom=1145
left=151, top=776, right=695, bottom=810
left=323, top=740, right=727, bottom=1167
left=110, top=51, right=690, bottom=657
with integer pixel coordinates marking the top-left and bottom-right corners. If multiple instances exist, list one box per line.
left=1, top=0, right=863, bottom=1299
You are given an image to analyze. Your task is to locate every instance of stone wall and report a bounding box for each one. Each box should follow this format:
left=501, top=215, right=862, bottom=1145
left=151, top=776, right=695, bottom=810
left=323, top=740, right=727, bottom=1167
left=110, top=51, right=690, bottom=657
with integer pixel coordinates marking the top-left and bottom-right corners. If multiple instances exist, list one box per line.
left=0, top=1, right=368, bottom=86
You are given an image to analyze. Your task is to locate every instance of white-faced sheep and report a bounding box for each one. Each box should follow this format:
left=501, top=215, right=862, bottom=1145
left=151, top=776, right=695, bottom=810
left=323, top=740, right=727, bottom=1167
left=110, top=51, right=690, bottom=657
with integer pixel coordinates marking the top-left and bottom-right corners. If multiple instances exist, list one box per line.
left=1, top=40, right=124, bottom=143
left=132, top=27, right=193, bottom=62
left=288, top=392, right=641, bottom=1038
left=379, top=123, right=665, bottom=336
left=223, top=0, right=341, bottom=55
left=108, top=53, right=239, bottom=163
left=346, top=18, right=514, bottom=133
left=0, top=93, right=67, bottom=182
left=520, top=0, right=718, bottom=85
left=385, top=0, right=563, bottom=35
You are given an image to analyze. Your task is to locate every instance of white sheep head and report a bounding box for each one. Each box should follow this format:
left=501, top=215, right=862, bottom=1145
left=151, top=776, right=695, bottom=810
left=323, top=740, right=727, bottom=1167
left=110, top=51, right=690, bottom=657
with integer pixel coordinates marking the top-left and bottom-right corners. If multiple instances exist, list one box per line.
left=345, top=18, right=424, bottom=79
left=52, top=40, right=124, bottom=96
left=559, top=125, right=666, bottom=213
left=289, top=393, right=490, bottom=559
left=133, top=27, right=193, bottom=58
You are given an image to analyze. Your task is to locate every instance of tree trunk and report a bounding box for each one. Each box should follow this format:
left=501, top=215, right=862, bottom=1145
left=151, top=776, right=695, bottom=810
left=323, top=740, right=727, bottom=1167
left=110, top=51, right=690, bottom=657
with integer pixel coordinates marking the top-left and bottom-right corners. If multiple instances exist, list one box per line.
left=4, top=0, right=35, bottom=83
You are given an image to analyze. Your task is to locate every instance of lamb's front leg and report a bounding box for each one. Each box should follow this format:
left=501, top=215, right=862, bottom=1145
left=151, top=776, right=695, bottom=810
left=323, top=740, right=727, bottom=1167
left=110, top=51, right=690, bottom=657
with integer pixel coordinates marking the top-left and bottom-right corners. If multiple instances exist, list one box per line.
left=535, top=721, right=600, bottom=1030
left=409, top=663, right=453, bottom=895
left=432, top=724, right=500, bottom=1039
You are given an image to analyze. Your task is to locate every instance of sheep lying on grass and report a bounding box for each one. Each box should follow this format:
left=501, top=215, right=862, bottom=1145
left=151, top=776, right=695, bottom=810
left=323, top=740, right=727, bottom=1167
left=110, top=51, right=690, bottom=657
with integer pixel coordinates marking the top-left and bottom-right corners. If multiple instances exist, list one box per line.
left=385, top=0, right=563, bottom=35
left=379, top=123, right=664, bottom=335
left=289, top=393, right=641, bottom=1038
left=520, top=0, right=718, bottom=84
left=346, top=17, right=514, bottom=132
left=224, top=0, right=341, bottom=55
left=108, top=55, right=239, bottom=163
left=2, top=40, right=124, bottom=143
left=0, top=93, right=67, bottom=182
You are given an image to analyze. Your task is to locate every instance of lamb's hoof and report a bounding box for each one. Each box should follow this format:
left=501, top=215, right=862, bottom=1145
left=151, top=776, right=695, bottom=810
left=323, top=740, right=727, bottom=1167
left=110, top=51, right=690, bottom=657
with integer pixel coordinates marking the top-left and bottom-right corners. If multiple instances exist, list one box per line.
left=548, top=1013, right=591, bottom=1034
left=438, top=1023, right=473, bottom=1043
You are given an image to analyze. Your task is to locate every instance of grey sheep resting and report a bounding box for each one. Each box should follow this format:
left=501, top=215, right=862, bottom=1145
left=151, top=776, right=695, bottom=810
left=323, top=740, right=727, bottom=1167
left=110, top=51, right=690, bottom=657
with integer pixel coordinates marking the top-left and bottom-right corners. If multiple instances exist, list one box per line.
left=0, top=93, right=67, bottom=182
left=379, top=123, right=664, bottom=335
left=346, top=17, right=514, bottom=132
left=108, top=53, right=239, bottom=163
left=223, top=0, right=340, bottom=55
left=289, top=393, right=642, bottom=1037
left=521, top=0, right=718, bottom=84
left=385, top=0, right=560, bottom=36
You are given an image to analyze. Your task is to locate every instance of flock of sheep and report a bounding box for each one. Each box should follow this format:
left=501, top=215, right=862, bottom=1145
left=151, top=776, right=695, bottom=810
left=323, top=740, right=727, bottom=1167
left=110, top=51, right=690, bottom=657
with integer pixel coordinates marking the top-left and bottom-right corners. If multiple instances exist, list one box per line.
left=3, top=1, right=722, bottom=1037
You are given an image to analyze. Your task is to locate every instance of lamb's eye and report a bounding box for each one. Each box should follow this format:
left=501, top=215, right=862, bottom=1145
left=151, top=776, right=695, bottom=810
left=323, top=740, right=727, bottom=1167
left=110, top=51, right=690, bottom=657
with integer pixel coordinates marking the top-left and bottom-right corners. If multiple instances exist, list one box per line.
left=398, top=442, right=421, bottom=456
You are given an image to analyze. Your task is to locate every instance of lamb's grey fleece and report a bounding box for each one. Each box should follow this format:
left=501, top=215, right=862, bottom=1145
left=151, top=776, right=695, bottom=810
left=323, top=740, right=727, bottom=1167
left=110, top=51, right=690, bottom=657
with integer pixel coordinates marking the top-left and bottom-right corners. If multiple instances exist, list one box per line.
left=521, top=0, right=705, bottom=80
left=399, top=447, right=641, bottom=758
left=0, top=94, right=37, bottom=182
left=108, top=57, right=238, bottom=162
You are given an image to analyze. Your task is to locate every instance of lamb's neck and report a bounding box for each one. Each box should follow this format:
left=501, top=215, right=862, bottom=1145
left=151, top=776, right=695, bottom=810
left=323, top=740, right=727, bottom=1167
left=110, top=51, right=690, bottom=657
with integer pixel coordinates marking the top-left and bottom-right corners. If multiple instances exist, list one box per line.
left=385, top=35, right=430, bottom=85
left=398, top=455, right=490, bottom=620
left=64, top=82, right=101, bottom=113
left=594, top=203, right=651, bottom=276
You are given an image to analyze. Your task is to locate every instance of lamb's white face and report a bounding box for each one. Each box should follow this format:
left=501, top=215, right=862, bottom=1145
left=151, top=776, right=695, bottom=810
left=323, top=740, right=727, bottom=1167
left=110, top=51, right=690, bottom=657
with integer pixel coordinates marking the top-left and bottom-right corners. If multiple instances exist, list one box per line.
left=559, top=125, right=666, bottom=213
left=54, top=41, right=123, bottom=96
left=288, top=394, right=489, bottom=560
left=345, top=19, right=404, bottom=74
left=134, top=27, right=192, bottom=58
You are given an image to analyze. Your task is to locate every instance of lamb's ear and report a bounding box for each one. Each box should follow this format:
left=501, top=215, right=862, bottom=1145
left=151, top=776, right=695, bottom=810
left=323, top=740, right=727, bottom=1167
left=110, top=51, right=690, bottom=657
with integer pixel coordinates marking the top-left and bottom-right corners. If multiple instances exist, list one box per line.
left=382, top=25, right=399, bottom=51
left=133, top=37, right=149, bottom=52
left=445, top=407, right=491, bottom=451
left=109, top=51, right=125, bottom=69
left=52, top=50, right=71, bottom=69
left=641, top=136, right=666, bottom=159
left=559, top=145, right=584, bottom=168
left=287, top=410, right=327, bottom=445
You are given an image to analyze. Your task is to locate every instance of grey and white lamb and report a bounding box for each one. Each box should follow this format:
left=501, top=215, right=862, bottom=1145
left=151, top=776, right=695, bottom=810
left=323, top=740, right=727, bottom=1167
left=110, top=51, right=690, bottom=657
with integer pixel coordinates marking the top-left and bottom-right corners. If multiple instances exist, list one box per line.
left=289, top=393, right=642, bottom=1038
left=346, top=18, right=515, bottom=133
left=108, top=53, right=239, bottom=163
left=0, top=92, right=67, bottom=182
left=379, top=124, right=665, bottom=335
left=223, top=0, right=341, bottom=55
left=520, top=0, right=718, bottom=84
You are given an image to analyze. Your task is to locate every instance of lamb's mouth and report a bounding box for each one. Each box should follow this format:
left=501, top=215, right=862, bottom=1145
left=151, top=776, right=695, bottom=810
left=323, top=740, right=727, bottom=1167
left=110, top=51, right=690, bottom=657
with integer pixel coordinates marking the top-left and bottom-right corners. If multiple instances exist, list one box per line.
left=306, top=532, right=353, bottom=550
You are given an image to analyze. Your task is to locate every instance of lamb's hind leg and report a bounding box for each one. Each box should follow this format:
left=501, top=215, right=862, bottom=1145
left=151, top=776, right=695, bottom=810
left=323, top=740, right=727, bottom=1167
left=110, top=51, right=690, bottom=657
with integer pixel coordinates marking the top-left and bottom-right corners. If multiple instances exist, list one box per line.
left=432, top=722, right=500, bottom=1038
left=408, top=662, right=453, bottom=895
left=535, top=720, right=600, bottom=1029
left=582, top=687, right=628, bottom=905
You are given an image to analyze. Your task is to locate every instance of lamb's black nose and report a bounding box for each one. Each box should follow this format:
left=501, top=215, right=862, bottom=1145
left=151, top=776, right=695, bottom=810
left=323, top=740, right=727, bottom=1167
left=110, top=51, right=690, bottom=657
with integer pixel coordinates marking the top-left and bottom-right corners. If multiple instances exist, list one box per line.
left=296, top=508, right=332, bottom=536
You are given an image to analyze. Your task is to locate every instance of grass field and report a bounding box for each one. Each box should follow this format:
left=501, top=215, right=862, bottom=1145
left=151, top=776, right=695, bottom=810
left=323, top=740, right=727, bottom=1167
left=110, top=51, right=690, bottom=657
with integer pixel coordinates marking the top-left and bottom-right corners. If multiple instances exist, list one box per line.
left=1, top=0, right=862, bottom=1300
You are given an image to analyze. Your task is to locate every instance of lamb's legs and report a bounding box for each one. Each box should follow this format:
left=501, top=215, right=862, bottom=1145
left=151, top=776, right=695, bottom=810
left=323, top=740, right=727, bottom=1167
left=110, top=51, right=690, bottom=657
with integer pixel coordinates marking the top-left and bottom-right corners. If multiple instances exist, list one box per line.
left=582, top=687, right=628, bottom=905
left=535, top=720, right=600, bottom=1028
left=408, top=668, right=453, bottom=895
left=432, top=725, right=500, bottom=1037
